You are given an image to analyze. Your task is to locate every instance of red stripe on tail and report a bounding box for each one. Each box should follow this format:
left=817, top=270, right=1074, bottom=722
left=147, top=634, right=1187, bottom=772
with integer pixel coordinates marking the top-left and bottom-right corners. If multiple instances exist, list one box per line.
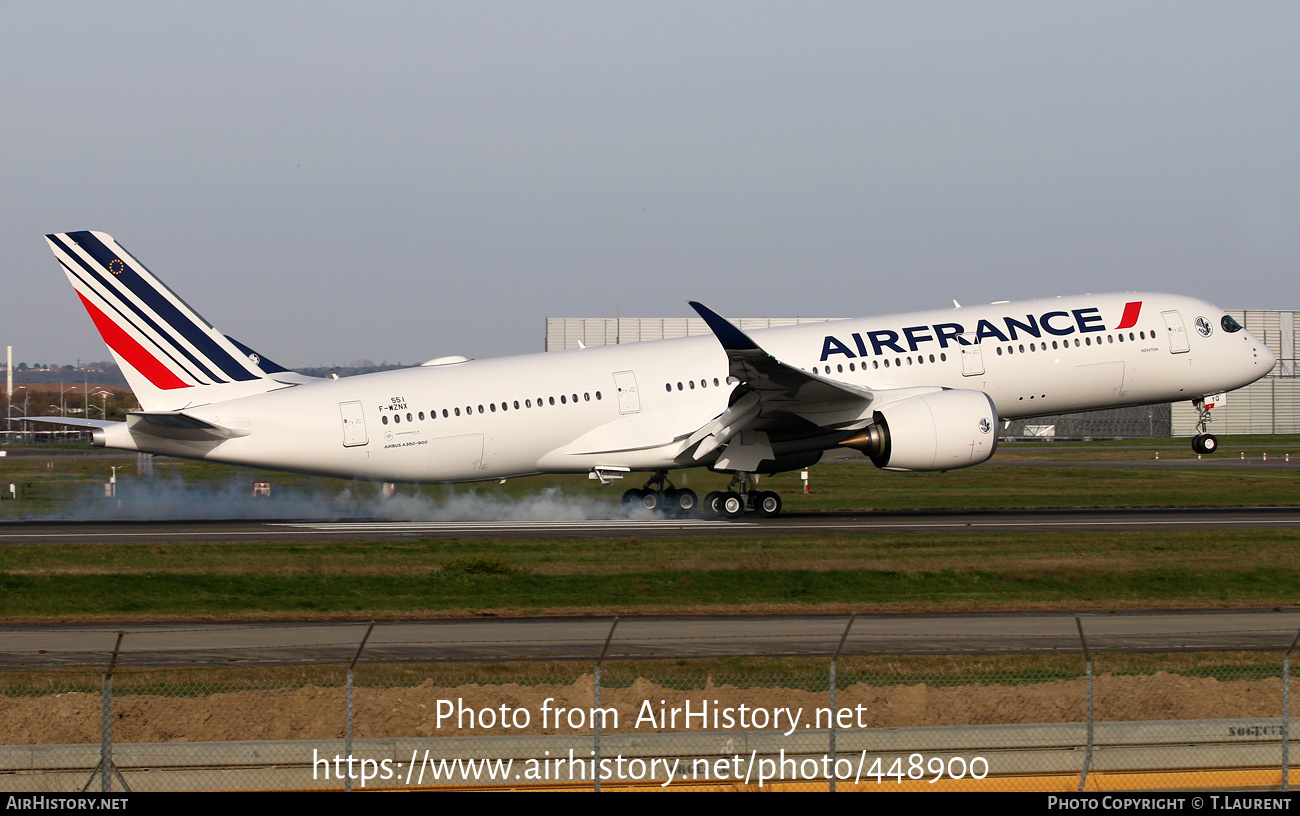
left=77, top=292, right=191, bottom=390
left=1115, top=301, right=1142, bottom=330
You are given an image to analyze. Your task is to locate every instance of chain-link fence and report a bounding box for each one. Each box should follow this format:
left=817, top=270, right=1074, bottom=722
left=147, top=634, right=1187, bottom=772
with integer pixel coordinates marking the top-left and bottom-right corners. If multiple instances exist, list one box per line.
left=4, top=618, right=1300, bottom=792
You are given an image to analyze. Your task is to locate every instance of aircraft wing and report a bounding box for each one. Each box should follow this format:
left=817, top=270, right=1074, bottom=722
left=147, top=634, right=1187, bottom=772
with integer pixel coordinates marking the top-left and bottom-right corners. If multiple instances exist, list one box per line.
left=685, top=302, right=879, bottom=466
left=690, top=301, right=874, bottom=416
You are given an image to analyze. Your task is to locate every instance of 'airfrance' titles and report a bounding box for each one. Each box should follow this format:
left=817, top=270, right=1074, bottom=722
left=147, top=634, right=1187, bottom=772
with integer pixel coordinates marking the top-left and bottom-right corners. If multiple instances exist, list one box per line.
left=819, top=305, right=1126, bottom=362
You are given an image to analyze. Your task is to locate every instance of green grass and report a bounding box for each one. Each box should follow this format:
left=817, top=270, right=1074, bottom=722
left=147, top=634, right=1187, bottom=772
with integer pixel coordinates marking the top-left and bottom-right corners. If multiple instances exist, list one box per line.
left=4, top=529, right=1300, bottom=619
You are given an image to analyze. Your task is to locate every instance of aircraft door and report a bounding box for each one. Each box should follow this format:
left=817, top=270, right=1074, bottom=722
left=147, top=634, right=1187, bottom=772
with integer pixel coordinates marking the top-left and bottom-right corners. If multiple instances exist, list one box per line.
left=613, top=371, right=641, bottom=414
left=1162, top=311, right=1190, bottom=354
left=339, top=401, right=368, bottom=447
left=959, top=334, right=984, bottom=376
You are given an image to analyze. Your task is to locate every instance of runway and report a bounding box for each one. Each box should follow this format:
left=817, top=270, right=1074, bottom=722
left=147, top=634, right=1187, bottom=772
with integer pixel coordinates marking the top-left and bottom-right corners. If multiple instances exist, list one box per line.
left=4, top=608, right=1300, bottom=669
left=3, top=505, right=1300, bottom=542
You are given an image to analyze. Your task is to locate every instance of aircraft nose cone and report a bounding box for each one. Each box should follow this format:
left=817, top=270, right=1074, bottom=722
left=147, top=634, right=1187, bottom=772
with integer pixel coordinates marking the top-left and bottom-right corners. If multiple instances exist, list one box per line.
left=1263, top=342, right=1279, bottom=371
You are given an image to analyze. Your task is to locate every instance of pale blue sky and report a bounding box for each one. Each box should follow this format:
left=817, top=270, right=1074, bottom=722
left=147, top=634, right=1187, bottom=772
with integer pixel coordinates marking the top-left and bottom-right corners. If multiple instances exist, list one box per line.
left=4, top=2, right=1297, bottom=367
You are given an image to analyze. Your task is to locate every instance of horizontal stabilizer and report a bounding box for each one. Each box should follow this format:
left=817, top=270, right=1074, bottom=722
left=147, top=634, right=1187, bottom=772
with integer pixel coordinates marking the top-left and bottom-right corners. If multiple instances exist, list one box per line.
left=126, top=412, right=250, bottom=441
left=20, top=416, right=119, bottom=431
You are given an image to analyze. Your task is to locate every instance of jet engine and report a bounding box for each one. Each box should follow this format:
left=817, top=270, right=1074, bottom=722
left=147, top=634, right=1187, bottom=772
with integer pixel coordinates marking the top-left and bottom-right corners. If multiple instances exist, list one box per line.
left=840, top=389, right=998, bottom=472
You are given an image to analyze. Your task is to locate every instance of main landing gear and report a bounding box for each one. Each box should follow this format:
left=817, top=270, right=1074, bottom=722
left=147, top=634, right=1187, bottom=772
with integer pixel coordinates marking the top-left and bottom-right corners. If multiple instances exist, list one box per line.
left=1190, top=397, right=1219, bottom=455
left=622, top=471, right=698, bottom=516
left=620, top=470, right=784, bottom=518
left=703, top=472, right=783, bottom=519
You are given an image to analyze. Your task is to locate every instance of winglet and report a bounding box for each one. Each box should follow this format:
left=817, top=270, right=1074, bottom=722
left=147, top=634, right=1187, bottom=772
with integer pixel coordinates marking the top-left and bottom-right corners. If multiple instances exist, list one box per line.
left=688, top=302, right=761, bottom=351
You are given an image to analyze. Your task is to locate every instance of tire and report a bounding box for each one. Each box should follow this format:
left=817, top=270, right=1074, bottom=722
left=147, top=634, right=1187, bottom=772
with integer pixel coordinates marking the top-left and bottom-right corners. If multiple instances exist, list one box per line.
left=1200, top=434, right=1218, bottom=454
left=621, top=488, right=644, bottom=510
left=674, top=488, right=698, bottom=515
left=755, top=491, right=782, bottom=518
left=704, top=491, right=724, bottom=517
left=641, top=490, right=664, bottom=512
left=721, top=493, right=745, bottom=518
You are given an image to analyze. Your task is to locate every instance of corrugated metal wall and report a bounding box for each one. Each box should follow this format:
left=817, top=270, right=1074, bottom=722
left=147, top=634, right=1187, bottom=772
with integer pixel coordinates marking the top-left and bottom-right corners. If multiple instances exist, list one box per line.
left=544, top=317, right=842, bottom=352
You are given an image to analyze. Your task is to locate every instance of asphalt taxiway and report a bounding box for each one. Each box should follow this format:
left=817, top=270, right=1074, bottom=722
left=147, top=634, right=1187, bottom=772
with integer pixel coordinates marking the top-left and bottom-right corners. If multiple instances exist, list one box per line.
left=3, top=505, right=1300, bottom=543
left=4, top=608, right=1300, bottom=668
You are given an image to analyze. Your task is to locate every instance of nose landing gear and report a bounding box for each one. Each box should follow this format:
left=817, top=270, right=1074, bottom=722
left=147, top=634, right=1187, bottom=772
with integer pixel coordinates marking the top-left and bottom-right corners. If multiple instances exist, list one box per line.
left=1191, top=397, right=1219, bottom=455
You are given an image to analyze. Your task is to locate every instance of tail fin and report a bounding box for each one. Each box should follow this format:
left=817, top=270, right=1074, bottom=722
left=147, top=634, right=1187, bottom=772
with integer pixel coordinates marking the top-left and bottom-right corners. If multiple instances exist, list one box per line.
left=46, top=231, right=299, bottom=411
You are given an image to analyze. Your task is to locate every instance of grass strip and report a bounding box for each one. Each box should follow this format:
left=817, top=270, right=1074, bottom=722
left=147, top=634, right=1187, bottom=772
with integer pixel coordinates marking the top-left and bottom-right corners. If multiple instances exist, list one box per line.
left=3, top=567, right=1299, bottom=619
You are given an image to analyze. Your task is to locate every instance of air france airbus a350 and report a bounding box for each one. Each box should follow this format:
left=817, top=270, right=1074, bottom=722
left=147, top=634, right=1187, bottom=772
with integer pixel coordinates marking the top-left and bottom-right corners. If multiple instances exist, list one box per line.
left=32, top=231, right=1276, bottom=518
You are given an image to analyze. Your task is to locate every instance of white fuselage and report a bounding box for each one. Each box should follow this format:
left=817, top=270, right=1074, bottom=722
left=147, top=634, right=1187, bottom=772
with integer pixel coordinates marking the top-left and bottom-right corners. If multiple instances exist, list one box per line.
left=101, top=292, right=1275, bottom=482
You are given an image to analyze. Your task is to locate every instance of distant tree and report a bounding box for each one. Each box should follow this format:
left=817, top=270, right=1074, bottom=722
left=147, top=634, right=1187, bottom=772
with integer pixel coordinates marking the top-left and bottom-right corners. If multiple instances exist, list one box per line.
left=16, top=362, right=26, bottom=371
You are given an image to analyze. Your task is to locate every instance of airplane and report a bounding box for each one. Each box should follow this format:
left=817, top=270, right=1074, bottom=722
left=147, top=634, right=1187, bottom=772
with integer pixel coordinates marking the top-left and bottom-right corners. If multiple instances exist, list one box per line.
left=30, top=230, right=1277, bottom=518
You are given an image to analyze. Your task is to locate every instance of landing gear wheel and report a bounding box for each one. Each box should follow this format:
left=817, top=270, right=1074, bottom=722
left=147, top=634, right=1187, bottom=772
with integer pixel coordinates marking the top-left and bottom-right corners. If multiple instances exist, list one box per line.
left=621, top=488, right=645, bottom=510
left=640, top=490, right=665, bottom=512
left=1193, top=434, right=1218, bottom=455
left=720, top=493, right=746, bottom=518
left=704, top=491, right=724, bottom=517
left=754, top=491, right=782, bottom=518
left=673, top=488, right=698, bottom=515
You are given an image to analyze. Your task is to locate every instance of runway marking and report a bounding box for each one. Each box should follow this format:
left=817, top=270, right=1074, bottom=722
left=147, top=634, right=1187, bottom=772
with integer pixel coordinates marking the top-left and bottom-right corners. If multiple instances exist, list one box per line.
left=275, top=519, right=752, bottom=531
left=774, top=519, right=1300, bottom=530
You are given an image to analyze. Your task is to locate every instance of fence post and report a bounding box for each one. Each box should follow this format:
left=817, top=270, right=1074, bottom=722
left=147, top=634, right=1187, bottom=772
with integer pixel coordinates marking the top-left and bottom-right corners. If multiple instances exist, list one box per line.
left=1284, top=630, right=1300, bottom=791
left=345, top=621, right=375, bottom=793
left=82, top=631, right=129, bottom=793
left=594, top=617, right=619, bottom=792
left=828, top=614, right=856, bottom=793
left=1076, top=617, right=1093, bottom=792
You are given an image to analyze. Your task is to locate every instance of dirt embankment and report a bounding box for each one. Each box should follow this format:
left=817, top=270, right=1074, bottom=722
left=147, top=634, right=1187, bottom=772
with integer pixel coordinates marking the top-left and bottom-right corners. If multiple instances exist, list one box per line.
left=3, top=673, right=1291, bottom=744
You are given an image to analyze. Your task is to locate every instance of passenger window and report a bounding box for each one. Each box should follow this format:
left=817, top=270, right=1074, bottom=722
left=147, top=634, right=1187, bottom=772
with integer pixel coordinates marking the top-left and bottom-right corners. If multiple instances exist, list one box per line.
left=454, top=407, right=461, bottom=416
left=549, top=397, right=555, bottom=405
left=382, top=415, right=389, bottom=425
left=394, top=414, right=401, bottom=424
left=584, top=393, right=590, bottom=401
left=560, top=395, right=567, bottom=404
left=713, top=378, right=720, bottom=386
left=514, top=401, right=520, bottom=409
left=419, top=412, right=425, bottom=420
left=596, top=392, right=601, bottom=400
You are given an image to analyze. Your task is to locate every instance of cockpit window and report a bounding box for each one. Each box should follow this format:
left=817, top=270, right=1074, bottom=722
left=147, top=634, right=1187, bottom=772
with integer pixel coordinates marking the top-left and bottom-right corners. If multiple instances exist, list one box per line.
left=1221, top=315, right=1243, bottom=333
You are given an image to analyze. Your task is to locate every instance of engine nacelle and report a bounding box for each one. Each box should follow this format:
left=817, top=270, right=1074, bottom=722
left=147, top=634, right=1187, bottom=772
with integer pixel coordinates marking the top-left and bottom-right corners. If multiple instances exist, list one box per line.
left=841, top=389, right=998, bottom=472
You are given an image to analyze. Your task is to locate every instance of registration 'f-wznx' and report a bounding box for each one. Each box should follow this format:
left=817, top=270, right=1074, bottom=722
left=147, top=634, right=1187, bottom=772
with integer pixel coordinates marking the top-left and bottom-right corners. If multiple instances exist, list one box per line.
left=34, top=231, right=1275, bottom=517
